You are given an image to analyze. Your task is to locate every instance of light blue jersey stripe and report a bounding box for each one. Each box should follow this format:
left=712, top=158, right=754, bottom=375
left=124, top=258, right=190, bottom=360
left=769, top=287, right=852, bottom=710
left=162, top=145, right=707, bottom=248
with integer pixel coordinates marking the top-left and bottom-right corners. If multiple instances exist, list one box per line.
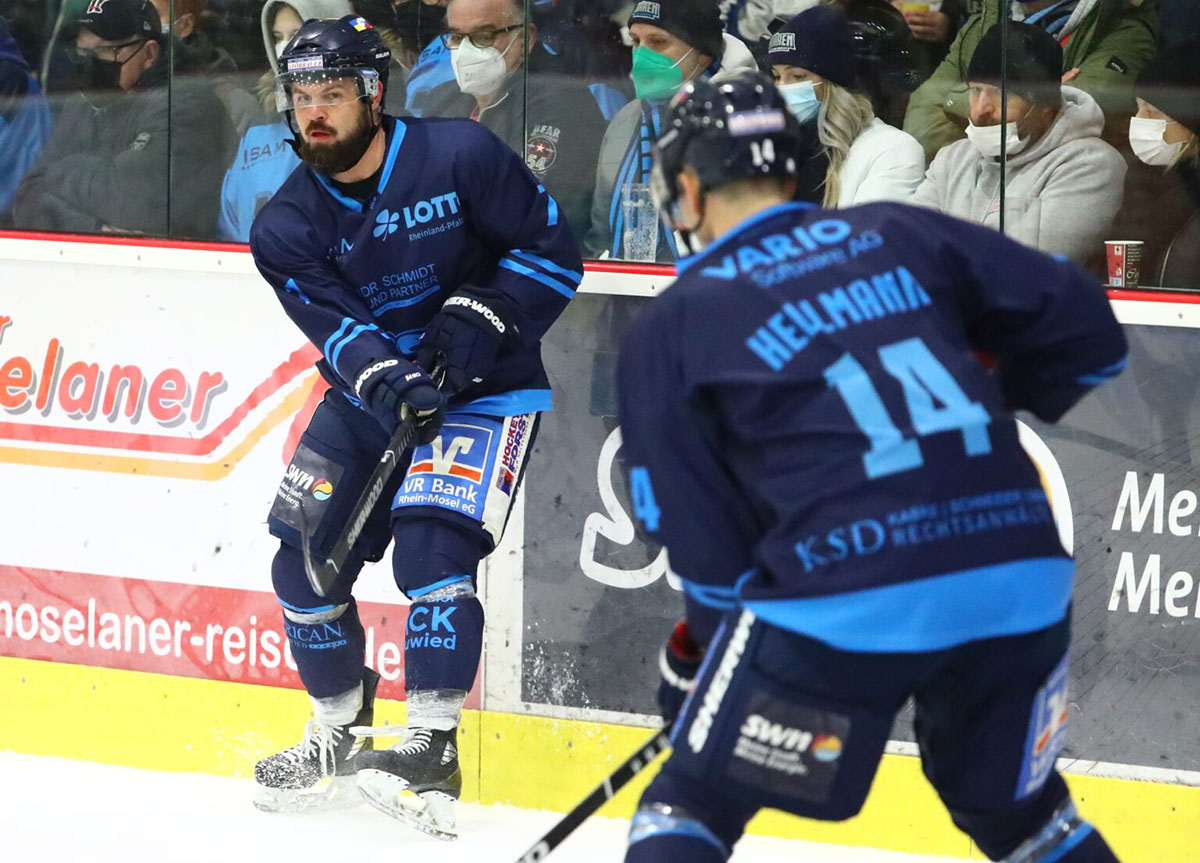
left=498, top=258, right=575, bottom=299
left=509, top=249, right=583, bottom=285
left=744, top=557, right=1074, bottom=653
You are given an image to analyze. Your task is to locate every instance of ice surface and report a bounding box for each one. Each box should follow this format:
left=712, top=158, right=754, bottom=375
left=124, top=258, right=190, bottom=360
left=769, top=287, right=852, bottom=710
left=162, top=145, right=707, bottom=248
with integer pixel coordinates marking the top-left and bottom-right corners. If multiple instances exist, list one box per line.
left=0, top=752, right=967, bottom=862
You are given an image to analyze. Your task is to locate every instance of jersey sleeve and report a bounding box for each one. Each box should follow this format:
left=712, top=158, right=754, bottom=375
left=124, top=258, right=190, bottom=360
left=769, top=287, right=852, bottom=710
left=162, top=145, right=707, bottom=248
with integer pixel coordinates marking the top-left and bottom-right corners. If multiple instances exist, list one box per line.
left=913, top=206, right=1128, bottom=422
left=616, top=296, right=760, bottom=644
left=453, top=123, right=582, bottom=346
left=250, top=206, right=401, bottom=394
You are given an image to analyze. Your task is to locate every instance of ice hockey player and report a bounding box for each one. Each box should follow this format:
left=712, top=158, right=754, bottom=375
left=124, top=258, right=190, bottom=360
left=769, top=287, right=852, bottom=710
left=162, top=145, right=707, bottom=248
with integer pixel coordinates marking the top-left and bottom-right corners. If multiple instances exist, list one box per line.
left=247, top=14, right=580, bottom=839
left=616, top=71, right=1129, bottom=863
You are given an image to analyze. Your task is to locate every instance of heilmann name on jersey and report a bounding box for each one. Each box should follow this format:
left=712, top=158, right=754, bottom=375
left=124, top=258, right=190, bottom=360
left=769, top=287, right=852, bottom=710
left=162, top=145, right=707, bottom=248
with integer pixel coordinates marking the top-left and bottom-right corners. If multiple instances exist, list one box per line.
left=0, top=313, right=319, bottom=479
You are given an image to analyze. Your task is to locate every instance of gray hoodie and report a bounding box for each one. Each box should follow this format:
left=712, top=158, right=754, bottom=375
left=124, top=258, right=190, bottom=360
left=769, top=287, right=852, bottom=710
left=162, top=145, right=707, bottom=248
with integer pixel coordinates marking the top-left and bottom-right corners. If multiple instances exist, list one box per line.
left=911, top=86, right=1126, bottom=265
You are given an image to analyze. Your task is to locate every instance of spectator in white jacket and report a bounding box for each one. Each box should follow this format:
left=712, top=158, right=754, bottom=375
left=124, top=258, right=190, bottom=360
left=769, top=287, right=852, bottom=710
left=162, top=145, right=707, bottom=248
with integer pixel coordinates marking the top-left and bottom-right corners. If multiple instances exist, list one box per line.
left=912, top=22, right=1126, bottom=267
left=769, top=4, right=924, bottom=207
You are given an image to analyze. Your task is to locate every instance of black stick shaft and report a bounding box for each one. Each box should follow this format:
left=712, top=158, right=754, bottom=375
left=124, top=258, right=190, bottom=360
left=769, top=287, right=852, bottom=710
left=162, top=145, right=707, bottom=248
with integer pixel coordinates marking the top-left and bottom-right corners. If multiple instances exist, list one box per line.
left=514, top=731, right=670, bottom=863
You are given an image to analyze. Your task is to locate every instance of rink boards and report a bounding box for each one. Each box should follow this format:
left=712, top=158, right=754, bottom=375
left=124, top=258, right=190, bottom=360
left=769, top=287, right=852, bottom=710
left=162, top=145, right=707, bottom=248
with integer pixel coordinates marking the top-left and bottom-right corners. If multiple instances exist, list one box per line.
left=0, top=236, right=1196, bottom=862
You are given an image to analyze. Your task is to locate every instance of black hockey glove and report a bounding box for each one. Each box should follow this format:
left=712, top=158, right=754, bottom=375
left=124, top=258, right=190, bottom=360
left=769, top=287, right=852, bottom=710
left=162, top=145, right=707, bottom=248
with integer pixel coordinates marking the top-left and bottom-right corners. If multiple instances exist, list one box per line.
left=417, top=285, right=515, bottom=396
left=354, top=358, right=446, bottom=444
left=658, top=620, right=705, bottom=731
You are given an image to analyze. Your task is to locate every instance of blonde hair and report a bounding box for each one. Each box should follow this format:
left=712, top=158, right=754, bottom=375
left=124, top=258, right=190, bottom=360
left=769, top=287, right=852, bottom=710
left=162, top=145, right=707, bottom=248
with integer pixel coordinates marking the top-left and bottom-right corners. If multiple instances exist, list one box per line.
left=815, top=81, right=876, bottom=208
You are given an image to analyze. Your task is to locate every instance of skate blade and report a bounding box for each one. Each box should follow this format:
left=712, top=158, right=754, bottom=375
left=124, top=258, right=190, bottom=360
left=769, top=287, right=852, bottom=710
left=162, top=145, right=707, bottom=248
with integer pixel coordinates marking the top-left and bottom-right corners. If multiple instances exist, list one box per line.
left=357, top=769, right=458, bottom=841
left=253, top=775, right=361, bottom=814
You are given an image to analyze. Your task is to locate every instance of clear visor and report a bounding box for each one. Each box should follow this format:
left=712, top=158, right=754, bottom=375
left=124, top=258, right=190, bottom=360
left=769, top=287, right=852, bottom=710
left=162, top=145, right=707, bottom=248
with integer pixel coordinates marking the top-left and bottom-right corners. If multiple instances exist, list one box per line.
left=274, top=68, right=380, bottom=114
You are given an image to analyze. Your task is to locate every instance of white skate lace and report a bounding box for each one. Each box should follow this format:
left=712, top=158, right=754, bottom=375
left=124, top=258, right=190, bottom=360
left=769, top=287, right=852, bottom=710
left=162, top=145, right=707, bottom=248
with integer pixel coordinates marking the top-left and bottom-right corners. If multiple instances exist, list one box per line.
left=349, top=724, right=434, bottom=755
left=280, top=721, right=343, bottom=777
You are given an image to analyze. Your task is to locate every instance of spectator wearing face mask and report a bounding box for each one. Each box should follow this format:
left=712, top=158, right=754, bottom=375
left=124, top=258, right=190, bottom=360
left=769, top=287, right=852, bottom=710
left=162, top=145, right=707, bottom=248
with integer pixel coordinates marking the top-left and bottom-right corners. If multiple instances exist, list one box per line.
left=770, top=4, right=924, bottom=206
left=911, top=22, right=1125, bottom=266
left=584, top=0, right=757, bottom=261
left=903, top=0, right=1158, bottom=163
left=413, top=0, right=606, bottom=243
left=14, top=0, right=234, bottom=237
left=0, top=13, right=50, bottom=225
left=1118, top=37, right=1200, bottom=290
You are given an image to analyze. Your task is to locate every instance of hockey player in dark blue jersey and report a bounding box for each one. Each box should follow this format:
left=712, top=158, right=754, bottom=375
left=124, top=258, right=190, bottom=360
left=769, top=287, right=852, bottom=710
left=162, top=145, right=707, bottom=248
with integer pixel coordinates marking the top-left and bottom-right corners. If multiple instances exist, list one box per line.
left=247, top=15, right=580, bottom=837
left=617, top=73, right=1128, bottom=863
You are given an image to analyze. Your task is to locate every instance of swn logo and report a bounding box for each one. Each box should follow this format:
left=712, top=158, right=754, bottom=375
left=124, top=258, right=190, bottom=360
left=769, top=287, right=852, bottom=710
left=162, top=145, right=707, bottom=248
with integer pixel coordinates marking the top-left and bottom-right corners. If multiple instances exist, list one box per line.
left=406, top=604, right=458, bottom=650
left=403, top=192, right=460, bottom=229
left=374, top=209, right=401, bottom=239
left=739, top=715, right=814, bottom=752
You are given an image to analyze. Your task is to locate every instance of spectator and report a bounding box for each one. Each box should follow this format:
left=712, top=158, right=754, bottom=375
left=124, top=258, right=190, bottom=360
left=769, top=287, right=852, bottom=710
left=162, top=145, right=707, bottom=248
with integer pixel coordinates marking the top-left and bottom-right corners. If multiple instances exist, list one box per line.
left=815, top=0, right=922, bottom=129
left=1119, top=36, right=1200, bottom=289
left=529, top=0, right=633, bottom=120
left=903, top=0, right=1158, bottom=163
left=14, top=0, right=234, bottom=237
left=584, top=0, right=758, bottom=260
left=419, top=0, right=606, bottom=242
left=889, top=0, right=970, bottom=78
left=0, top=14, right=50, bottom=224
left=217, top=0, right=353, bottom=242
left=720, top=0, right=816, bottom=45
left=770, top=4, right=924, bottom=205
left=151, top=0, right=261, bottom=136
left=911, top=22, right=1126, bottom=265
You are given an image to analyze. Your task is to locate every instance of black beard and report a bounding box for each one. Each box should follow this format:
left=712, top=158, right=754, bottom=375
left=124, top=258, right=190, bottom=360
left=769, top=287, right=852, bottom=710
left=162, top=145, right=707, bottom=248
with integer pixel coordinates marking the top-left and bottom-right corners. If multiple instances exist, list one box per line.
left=297, top=108, right=378, bottom=176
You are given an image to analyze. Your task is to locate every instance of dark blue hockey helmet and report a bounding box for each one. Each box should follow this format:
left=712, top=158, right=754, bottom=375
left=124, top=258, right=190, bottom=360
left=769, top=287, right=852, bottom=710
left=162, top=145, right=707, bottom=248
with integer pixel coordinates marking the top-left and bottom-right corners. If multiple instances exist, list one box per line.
left=275, top=15, right=392, bottom=132
left=651, top=71, right=803, bottom=231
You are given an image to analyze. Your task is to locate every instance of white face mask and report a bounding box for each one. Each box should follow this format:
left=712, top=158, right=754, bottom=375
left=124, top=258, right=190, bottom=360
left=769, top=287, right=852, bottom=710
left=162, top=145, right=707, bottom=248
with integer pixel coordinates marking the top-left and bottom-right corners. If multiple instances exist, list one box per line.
left=452, top=33, right=517, bottom=97
left=275, top=39, right=291, bottom=61
left=965, top=119, right=1027, bottom=158
left=1129, top=116, right=1186, bottom=167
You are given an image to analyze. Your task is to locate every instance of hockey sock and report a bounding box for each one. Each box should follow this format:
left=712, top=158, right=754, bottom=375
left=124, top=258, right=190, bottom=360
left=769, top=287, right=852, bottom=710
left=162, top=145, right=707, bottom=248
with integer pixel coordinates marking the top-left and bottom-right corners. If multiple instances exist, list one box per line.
left=404, top=577, right=483, bottom=696
left=279, top=597, right=366, bottom=701
left=625, top=804, right=730, bottom=863
left=1051, top=829, right=1119, bottom=863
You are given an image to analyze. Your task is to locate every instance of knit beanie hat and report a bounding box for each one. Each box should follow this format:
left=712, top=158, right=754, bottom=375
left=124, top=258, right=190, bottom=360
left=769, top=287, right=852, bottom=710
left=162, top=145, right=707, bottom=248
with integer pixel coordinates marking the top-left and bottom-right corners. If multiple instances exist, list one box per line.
left=767, top=5, right=857, bottom=89
left=966, top=22, right=1062, bottom=107
left=78, top=0, right=160, bottom=42
left=1135, top=36, right=1200, bottom=136
left=628, top=0, right=724, bottom=61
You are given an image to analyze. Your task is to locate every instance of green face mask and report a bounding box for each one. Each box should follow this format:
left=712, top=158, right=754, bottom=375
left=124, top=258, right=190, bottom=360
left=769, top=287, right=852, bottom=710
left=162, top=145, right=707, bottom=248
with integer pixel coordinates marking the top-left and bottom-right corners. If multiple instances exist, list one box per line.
left=631, top=45, right=693, bottom=102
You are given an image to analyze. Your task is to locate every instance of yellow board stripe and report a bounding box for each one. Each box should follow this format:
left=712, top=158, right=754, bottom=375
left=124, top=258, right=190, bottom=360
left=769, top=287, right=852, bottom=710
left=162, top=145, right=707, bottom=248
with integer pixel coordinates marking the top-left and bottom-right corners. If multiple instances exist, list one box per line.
left=0, top=374, right=317, bottom=480
left=0, top=657, right=1194, bottom=862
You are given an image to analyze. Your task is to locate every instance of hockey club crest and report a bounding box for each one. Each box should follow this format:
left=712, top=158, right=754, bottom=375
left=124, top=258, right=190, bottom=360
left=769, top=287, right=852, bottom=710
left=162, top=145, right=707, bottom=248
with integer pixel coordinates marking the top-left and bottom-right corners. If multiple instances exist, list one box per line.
left=86, top=0, right=111, bottom=13
left=526, top=125, right=561, bottom=175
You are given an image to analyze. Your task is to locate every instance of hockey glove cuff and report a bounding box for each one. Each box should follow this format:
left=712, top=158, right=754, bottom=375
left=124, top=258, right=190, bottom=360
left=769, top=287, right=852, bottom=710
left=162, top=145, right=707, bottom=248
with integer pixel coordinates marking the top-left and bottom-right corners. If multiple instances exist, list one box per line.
left=658, top=620, right=705, bottom=731
left=417, top=285, right=515, bottom=395
left=354, top=358, right=446, bottom=444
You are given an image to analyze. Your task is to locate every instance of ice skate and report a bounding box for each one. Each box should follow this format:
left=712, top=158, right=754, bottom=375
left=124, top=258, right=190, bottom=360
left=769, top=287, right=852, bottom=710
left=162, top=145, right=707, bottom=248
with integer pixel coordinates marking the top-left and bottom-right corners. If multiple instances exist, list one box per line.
left=253, top=669, right=379, bottom=813
left=354, top=725, right=462, bottom=840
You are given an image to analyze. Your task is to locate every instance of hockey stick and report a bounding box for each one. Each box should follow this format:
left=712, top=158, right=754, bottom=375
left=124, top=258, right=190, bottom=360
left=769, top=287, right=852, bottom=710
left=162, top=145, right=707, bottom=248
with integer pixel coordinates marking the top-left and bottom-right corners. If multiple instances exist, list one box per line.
left=513, top=730, right=670, bottom=863
left=301, top=361, right=444, bottom=597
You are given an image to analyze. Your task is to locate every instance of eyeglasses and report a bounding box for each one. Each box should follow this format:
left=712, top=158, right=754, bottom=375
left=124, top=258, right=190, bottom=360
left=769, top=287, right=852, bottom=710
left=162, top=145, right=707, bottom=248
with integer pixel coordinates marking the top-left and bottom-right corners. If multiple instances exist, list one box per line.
left=440, top=23, right=524, bottom=50
left=68, top=39, right=146, bottom=64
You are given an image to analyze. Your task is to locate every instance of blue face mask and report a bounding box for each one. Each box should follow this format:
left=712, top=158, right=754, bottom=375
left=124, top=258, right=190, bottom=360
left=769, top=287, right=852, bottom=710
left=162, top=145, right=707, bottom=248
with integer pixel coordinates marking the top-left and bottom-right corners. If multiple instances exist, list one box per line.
left=778, top=80, right=820, bottom=124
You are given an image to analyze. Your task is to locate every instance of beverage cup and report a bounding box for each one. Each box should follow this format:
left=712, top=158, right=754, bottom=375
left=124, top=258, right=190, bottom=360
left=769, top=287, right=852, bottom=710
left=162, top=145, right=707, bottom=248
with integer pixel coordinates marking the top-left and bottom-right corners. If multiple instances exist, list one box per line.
left=621, top=183, right=660, bottom=263
left=1105, top=240, right=1144, bottom=289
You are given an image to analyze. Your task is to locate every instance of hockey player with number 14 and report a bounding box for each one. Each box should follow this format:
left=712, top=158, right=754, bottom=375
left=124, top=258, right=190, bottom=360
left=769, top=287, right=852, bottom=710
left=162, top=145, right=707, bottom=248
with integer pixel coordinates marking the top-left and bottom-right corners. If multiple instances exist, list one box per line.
left=617, top=72, right=1129, bottom=863
left=247, top=14, right=580, bottom=839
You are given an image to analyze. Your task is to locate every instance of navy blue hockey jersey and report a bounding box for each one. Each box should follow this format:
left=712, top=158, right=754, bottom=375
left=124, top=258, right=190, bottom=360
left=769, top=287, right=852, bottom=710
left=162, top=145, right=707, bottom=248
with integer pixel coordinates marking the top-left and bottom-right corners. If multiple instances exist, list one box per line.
left=250, top=116, right=581, bottom=417
left=617, top=201, right=1127, bottom=651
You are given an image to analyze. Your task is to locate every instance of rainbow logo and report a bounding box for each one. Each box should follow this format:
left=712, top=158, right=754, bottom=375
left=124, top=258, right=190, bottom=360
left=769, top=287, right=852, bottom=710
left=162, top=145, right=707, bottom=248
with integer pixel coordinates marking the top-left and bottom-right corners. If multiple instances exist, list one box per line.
left=312, top=479, right=334, bottom=501
left=810, top=734, right=843, bottom=763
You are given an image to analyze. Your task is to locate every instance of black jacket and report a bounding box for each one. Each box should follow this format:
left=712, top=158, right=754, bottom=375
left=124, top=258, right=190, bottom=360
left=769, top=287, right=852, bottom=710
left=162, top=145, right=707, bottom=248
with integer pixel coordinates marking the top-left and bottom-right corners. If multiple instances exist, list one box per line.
left=423, top=42, right=607, bottom=244
left=14, top=53, right=234, bottom=238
